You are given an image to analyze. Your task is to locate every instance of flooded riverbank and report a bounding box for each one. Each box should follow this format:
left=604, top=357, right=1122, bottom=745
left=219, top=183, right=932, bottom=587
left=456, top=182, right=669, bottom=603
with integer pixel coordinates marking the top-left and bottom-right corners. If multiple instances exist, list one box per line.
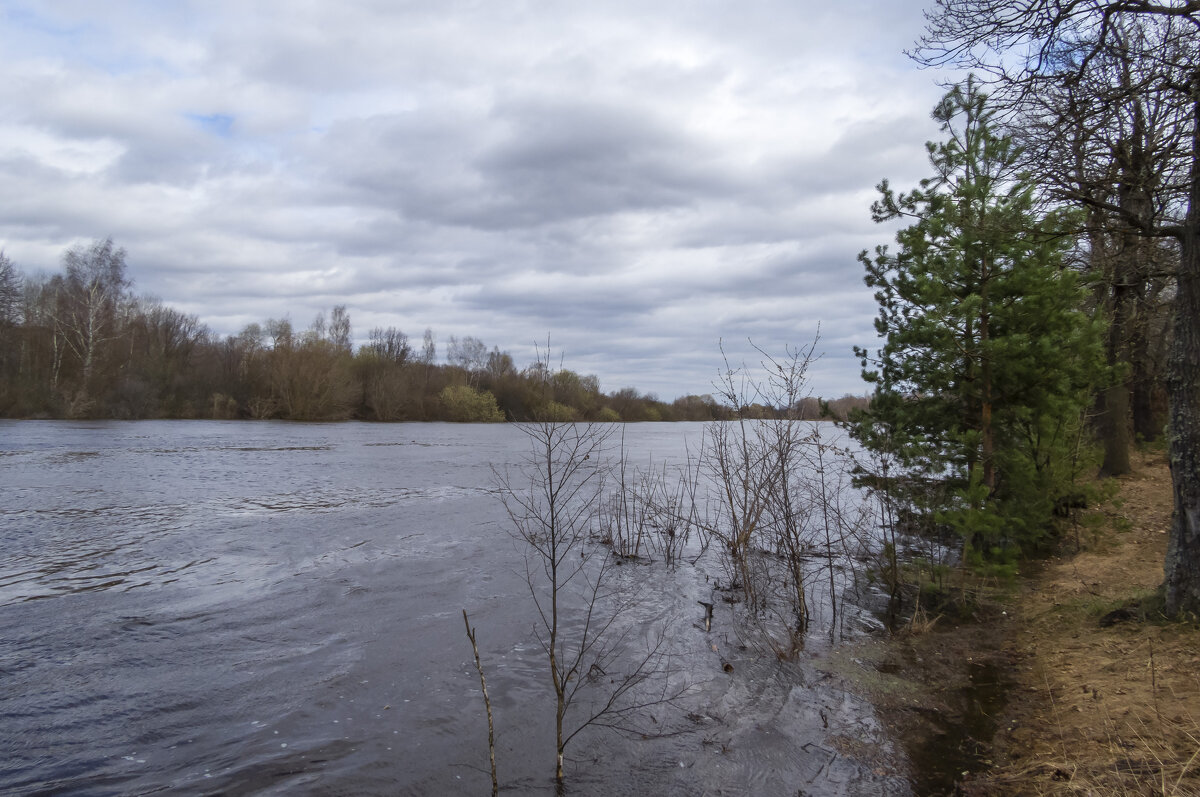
left=809, top=612, right=1015, bottom=796
left=2, top=420, right=913, bottom=795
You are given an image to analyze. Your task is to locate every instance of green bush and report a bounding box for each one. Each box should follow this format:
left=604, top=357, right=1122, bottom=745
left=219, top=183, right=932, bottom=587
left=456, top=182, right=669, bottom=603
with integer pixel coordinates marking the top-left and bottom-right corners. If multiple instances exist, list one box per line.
left=439, top=385, right=506, bottom=422
left=534, top=400, right=577, bottom=422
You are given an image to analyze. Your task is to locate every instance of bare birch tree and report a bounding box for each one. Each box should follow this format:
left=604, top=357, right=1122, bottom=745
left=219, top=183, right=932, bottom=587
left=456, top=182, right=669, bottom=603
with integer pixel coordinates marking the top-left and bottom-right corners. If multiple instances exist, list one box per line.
left=50, top=238, right=130, bottom=412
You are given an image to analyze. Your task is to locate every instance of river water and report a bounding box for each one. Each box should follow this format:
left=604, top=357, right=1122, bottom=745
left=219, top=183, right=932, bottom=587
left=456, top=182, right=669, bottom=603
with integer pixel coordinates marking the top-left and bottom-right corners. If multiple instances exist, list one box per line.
left=0, top=420, right=909, bottom=796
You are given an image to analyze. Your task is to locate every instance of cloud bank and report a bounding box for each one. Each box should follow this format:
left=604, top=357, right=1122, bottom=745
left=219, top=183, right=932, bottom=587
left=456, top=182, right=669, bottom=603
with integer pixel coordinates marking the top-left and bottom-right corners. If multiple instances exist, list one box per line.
left=0, top=0, right=948, bottom=399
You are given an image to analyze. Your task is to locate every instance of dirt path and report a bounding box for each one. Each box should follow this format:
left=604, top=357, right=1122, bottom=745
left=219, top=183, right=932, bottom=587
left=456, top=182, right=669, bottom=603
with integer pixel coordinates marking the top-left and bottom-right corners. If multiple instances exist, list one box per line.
left=970, top=453, right=1200, bottom=796
left=813, top=452, right=1200, bottom=795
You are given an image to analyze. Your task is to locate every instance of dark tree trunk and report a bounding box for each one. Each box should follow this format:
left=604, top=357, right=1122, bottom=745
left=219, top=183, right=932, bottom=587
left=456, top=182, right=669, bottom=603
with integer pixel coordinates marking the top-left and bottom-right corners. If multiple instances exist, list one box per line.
left=1163, top=84, right=1200, bottom=618
left=1105, top=114, right=1156, bottom=472
left=1131, top=270, right=1172, bottom=443
left=1131, top=331, right=1165, bottom=442
left=1101, top=276, right=1134, bottom=475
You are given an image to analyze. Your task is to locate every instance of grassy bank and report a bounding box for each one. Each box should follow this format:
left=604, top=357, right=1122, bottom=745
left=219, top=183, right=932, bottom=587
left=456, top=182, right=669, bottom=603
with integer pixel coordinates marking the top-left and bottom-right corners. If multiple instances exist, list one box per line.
left=814, top=450, right=1200, bottom=795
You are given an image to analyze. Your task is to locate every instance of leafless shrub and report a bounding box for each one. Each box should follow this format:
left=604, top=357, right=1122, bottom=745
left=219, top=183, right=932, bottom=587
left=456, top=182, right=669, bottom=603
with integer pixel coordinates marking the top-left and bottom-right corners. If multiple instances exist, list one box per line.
left=678, top=336, right=876, bottom=652
left=492, top=413, right=690, bottom=784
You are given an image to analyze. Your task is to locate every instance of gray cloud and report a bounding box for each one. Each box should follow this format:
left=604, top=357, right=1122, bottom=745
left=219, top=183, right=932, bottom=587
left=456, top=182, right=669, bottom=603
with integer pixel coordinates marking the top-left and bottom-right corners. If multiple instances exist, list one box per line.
left=0, top=0, right=947, bottom=400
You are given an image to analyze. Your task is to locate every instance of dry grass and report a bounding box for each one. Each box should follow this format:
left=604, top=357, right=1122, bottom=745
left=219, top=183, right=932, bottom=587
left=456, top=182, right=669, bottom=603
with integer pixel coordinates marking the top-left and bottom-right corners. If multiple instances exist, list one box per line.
left=972, top=452, right=1200, bottom=796
left=906, top=601, right=942, bottom=636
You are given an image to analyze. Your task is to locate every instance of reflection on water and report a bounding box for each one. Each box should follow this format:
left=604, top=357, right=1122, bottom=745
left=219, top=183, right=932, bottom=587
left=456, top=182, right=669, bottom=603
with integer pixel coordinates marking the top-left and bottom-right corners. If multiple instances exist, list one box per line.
left=0, top=420, right=909, bottom=796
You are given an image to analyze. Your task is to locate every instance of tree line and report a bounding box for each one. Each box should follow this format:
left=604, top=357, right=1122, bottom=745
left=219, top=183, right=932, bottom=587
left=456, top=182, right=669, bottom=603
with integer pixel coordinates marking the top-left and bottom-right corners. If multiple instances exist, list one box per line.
left=847, top=0, right=1197, bottom=618
left=0, top=241, right=869, bottom=424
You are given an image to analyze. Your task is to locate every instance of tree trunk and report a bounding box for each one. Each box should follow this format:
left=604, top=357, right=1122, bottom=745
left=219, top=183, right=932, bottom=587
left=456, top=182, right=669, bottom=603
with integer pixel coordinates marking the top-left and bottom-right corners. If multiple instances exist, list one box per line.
left=980, top=259, right=995, bottom=491
left=1101, top=383, right=1133, bottom=474
left=1101, top=276, right=1133, bottom=475
left=1131, top=344, right=1163, bottom=442
left=1163, top=84, right=1200, bottom=618
left=1104, top=118, right=1154, bottom=474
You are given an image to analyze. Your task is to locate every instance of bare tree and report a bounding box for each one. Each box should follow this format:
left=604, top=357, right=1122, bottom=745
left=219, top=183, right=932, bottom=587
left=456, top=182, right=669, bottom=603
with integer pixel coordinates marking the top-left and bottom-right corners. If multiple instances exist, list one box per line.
left=796, top=419, right=872, bottom=639
left=0, top=252, right=22, bottom=409
left=486, top=346, right=515, bottom=380
left=446, top=334, right=488, bottom=385
left=693, top=337, right=873, bottom=653
left=493, top=413, right=686, bottom=784
left=677, top=336, right=880, bottom=654
left=49, top=238, right=131, bottom=411
left=366, top=326, right=411, bottom=364
left=846, top=417, right=907, bottom=631
left=327, top=304, right=352, bottom=353
left=607, top=454, right=709, bottom=567
left=0, top=252, right=20, bottom=327
left=420, top=327, right=436, bottom=365
left=419, top=328, right=437, bottom=403
left=704, top=344, right=774, bottom=614
left=307, top=310, right=326, bottom=342
left=266, top=317, right=293, bottom=350
left=1005, top=17, right=1187, bottom=471
left=756, top=340, right=824, bottom=635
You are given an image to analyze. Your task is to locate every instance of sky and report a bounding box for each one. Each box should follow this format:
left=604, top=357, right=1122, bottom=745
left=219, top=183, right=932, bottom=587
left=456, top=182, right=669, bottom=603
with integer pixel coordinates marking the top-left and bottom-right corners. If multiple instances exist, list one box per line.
left=0, top=0, right=953, bottom=402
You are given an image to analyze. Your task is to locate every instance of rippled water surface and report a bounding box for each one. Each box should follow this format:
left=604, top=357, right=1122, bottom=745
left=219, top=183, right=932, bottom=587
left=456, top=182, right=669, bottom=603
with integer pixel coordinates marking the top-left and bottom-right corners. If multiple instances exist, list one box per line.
left=0, top=421, right=907, bottom=795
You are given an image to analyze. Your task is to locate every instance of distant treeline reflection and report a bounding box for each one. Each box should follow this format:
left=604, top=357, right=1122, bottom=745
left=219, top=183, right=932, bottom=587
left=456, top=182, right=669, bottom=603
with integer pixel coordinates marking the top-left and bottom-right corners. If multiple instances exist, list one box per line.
left=0, top=239, right=867, bottom=423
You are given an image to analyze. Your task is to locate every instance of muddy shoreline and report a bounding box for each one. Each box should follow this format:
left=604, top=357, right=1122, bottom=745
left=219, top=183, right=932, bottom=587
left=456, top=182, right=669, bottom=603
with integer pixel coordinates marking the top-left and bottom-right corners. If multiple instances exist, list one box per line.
left=812, top=605, right=1017, bottom=795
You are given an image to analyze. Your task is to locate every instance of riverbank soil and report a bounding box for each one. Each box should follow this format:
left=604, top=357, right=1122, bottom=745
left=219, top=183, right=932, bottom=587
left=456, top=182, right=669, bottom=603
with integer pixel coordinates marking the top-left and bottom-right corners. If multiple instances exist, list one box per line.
left=815, top=451, right=1200, bottom=796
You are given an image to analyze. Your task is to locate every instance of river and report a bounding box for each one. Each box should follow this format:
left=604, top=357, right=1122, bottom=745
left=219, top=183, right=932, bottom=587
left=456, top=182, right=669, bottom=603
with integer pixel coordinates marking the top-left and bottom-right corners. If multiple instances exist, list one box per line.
left=0, top=420, right=908, bottom=795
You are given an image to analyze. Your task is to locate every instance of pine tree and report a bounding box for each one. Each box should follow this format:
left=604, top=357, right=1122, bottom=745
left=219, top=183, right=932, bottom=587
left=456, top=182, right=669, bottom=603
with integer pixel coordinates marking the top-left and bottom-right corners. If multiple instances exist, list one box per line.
left=851, top=81, right=1107, bottom=567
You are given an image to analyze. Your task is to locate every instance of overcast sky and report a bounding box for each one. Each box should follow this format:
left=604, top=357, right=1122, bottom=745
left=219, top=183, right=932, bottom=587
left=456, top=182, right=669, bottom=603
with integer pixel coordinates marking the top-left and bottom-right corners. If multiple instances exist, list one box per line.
left=0, top=0, right=951, bottom=401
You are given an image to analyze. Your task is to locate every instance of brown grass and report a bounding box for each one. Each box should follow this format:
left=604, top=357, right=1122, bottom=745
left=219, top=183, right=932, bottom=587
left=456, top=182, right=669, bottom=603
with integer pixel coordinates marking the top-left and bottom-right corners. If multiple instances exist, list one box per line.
left=968, top=451, right=1200, bottom=796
